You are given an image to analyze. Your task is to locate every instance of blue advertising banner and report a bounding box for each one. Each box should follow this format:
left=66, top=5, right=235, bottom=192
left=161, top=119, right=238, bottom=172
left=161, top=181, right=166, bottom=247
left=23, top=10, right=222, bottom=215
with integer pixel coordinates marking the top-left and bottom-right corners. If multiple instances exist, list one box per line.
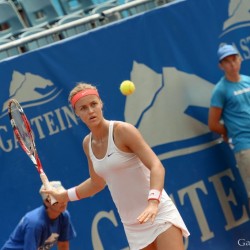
left=0, top=0, right=250, bottom=249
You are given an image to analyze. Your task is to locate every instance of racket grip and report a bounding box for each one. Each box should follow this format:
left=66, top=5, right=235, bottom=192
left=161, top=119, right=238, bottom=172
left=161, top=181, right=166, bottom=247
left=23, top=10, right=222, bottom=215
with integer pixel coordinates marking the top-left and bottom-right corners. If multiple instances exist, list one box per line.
left=40, top=173, right=58, bottom=205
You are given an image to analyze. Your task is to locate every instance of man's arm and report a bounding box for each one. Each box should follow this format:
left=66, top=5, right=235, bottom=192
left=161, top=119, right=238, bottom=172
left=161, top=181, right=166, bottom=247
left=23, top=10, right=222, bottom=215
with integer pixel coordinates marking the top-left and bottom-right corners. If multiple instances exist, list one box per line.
left=208, top=106, right=228, bottom=141
left=57, top=240, right=69, bottom=250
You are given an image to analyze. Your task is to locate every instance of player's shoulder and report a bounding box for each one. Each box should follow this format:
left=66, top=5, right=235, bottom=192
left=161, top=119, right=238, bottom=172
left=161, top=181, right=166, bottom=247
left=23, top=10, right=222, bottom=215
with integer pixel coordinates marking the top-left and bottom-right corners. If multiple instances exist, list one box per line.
left=113, top=121, right=139, bottom=140
left=82, top=133, right=92, bottom=155
left=83, top=133, right=90, bottom=143
left=83, top=133, right=91, bottom=147
left=114, top=121, right=135, bottom=132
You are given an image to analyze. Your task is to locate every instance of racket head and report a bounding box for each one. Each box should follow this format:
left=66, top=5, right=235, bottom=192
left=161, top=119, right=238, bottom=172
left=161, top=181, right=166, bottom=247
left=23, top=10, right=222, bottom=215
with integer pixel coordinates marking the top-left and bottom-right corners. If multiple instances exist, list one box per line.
left=8, top=99, right=57, bottom=204
left=8, top=99, right=42, bottom=172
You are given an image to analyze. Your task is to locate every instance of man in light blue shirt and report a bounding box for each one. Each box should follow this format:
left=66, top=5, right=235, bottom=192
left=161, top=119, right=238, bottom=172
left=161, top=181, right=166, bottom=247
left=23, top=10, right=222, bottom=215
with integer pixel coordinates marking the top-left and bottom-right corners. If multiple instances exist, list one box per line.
left=208, top=44, right=250, bottom=210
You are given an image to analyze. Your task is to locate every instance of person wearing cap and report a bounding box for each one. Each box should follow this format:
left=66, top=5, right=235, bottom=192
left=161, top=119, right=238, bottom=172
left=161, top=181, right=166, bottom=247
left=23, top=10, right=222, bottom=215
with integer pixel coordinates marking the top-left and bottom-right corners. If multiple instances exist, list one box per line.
left=208, top=44, right=250, bottom=208
left=1, top=181, right=76, bottom=250
left=42, top=82, right=190, bottom=250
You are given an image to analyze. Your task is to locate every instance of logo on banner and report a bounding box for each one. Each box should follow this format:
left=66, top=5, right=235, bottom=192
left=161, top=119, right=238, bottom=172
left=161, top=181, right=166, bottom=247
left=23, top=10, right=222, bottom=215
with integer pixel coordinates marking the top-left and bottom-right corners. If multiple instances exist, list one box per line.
left=1, top=71, right=63, bottom=118
left=220, top=0, right=250, bottom=61
left=221, top=0, right=250, bottom=34
left=124, top=61, right=216, bottom=160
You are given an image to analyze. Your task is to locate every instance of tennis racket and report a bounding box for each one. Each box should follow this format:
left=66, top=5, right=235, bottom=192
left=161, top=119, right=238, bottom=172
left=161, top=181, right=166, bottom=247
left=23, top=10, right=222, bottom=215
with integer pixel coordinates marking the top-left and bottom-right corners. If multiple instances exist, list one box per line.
left=8, top=99, right=57, bottom=205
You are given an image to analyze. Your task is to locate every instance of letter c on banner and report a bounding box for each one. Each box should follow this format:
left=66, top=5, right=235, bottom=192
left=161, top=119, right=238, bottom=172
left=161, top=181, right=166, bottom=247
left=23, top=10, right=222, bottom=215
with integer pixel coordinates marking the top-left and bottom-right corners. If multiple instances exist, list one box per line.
left=92, top=210, right=119, bottom=250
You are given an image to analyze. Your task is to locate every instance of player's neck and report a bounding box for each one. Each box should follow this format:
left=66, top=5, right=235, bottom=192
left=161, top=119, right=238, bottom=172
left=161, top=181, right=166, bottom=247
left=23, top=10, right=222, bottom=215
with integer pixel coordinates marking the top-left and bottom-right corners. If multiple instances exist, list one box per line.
left=91, top=119, right=109, bottom=142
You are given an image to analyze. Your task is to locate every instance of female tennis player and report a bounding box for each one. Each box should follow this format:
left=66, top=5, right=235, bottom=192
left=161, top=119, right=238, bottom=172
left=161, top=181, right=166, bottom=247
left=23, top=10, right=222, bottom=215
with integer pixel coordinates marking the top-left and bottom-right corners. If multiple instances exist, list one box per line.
left=42, top=82, right=190, bottom=250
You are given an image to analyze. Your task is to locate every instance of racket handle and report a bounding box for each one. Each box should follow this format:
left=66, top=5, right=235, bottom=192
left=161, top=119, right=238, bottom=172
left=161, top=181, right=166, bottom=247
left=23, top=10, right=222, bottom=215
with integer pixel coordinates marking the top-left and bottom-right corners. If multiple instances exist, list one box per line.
left=40, top=173, right=57, bottom=205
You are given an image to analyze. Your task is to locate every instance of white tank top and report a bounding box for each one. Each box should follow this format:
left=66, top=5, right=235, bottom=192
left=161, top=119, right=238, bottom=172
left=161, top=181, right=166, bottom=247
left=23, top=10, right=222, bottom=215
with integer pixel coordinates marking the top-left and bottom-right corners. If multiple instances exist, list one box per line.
left=89, top=121, right=151, bottom=224
left=89, top=121, right=190, bottom=249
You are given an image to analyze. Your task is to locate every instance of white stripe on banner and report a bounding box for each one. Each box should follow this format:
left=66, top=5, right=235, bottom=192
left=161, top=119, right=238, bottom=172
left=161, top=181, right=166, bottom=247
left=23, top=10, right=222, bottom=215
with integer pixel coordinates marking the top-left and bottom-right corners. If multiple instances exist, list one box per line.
left=158, top=138, right=223, bottom=160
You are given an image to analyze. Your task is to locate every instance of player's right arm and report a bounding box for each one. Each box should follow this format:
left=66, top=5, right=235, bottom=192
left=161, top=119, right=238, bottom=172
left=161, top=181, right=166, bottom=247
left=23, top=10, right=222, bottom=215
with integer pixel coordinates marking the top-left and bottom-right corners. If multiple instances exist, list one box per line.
left=208, top=106, right=228, bottom=141
left=74, top=135, right=106, bottom=199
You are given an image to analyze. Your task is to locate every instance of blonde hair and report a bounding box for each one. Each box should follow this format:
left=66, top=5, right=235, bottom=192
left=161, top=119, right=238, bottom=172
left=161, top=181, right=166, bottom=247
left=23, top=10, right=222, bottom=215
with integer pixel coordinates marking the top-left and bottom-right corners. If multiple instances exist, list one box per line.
left=39, top=181, right=65, bottom=201
left=68, top=83, right=98, bottom=104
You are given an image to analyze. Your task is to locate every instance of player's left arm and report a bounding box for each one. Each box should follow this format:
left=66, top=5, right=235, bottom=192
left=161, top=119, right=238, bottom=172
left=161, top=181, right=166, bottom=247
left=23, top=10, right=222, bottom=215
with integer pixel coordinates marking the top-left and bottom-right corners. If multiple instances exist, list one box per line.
left=115, top=122, right=165, bottom=191
left=115, top=122, right=165, bottom=223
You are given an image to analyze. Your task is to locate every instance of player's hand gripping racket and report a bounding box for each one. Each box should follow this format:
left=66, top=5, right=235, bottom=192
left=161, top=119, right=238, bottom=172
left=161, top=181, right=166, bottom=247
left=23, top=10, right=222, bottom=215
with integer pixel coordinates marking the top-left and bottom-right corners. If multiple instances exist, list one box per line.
left=8, top=99, right=57, bottom=205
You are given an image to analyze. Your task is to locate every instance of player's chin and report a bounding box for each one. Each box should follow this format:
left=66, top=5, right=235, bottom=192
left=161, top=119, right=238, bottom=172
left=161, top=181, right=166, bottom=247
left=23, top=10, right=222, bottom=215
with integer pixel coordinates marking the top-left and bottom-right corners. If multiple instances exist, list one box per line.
left=89, top=116, right=98, bottom=124
left=87, top=118, right=100, bottom=127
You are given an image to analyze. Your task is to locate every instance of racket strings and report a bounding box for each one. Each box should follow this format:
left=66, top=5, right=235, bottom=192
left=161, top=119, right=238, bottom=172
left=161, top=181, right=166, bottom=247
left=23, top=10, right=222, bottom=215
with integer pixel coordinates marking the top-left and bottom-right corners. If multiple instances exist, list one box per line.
left=11, top=104, right=35, bottom=154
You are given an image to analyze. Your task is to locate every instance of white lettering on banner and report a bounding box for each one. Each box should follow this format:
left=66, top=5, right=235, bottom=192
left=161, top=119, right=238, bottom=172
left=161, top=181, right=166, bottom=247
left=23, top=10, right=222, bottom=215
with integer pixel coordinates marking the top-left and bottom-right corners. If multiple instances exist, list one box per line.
left=178, top=180, right=214, bottom=242
left=230, top=39, right=250, bottom=62
left=30, top=105, right=78, bottom=139
left=178, top=169, right=249, bottom=243
left=91, top=210, right=119, bottom=250
left=0, top=125, right=12, bottom=152
left=0, top=105, right=79, bottom=152
left=209, top=169, right=249, bottom=230
left=240, top=36, right=250, bottom=60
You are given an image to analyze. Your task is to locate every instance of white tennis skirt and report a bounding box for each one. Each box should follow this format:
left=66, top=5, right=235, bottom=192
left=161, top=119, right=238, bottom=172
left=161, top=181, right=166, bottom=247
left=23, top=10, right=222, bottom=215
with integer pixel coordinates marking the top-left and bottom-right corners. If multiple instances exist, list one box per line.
left=123, top=197, right=190, bottom=250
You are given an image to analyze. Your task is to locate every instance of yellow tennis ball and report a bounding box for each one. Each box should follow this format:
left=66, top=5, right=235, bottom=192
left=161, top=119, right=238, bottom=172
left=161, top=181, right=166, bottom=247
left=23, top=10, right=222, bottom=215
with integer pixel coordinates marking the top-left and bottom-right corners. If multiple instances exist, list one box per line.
left=120, top=80, right=135, bottom=96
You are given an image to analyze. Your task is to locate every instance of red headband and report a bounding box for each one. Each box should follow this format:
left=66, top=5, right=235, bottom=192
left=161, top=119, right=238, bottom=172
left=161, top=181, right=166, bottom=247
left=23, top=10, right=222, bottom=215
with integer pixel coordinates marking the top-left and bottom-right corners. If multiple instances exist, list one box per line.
left=71, top=89, right=99, bottom=108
